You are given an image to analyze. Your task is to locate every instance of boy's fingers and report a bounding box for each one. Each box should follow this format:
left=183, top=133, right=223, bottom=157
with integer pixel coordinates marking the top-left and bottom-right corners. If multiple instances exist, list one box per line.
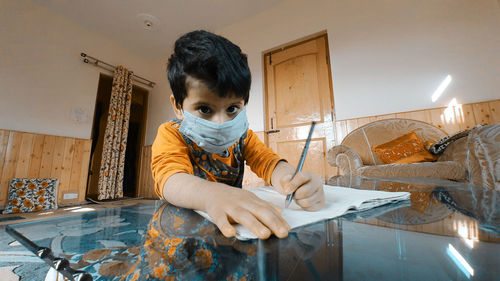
left=293, top=182, right=315, bottom=199
left=296, top=189, right=325, bottom=211
left=271, top=204, right=282, bottom=215
left=212, top=211, right=236, bottom=238
left=280, top=172, right=309, bottom=195
left=294, top=179, right=323, bottom=199
left=279, top=174, right=294, bottom=194
left=289, top=172, right=311, bottom=193
left=301, top=198, right=325, bottom=211
left=251, top=207, right=289, bottom=238
left=231, top=210, right=271, bottom=239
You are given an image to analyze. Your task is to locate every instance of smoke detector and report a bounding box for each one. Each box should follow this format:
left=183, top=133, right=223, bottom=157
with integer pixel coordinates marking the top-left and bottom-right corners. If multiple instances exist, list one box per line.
left=136, top=13, right=159, bottom=31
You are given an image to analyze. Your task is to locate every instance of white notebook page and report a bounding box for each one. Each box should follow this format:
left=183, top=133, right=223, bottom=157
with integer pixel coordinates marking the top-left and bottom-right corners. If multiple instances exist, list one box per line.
left=197, top=185, right=410, bottom=240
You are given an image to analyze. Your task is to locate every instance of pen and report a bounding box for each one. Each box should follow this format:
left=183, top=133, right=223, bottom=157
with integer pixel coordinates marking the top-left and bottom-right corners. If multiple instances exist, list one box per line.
left=285, top=121, right=316, bottom=208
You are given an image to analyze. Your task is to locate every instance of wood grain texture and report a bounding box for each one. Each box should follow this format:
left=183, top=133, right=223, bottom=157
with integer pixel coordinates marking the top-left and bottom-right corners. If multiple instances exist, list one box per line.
left=137, top=145, right=158, bottom=199
left=0, top=129, right=91, bottom=207
left=335, top=99, right=500, bottom=141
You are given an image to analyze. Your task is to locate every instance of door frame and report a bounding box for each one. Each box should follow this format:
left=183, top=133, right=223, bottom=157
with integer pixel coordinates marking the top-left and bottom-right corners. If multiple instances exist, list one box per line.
left=86, top=73, right=149, bottom=199
left=130, top=84, right=149, bottom=197
left=262, top=30, right=336, bottom=146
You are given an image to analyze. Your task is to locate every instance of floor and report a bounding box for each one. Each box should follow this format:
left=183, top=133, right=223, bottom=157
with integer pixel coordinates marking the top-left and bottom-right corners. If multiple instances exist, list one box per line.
left=0, top=199, right=157, bottom=281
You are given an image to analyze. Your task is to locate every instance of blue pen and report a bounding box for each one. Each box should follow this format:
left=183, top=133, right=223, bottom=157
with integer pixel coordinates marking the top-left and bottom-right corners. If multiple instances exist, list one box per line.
left=285, top=121, right=316, bottom=208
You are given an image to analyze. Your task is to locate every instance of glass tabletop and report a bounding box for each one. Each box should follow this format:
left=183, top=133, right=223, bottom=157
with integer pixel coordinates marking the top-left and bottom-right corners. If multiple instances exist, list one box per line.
left=6, top=176, right=500, bottom=281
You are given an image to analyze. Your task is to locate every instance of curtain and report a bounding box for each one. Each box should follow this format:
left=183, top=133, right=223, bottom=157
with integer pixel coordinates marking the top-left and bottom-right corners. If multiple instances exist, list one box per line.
left=98, top=66, right=133, bottom=200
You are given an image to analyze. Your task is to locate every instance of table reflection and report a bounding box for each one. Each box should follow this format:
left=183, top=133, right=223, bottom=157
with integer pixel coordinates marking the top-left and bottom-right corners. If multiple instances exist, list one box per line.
left=6, top=176, right=499, bottom=280
left=120, top=201, right=343, bottom=281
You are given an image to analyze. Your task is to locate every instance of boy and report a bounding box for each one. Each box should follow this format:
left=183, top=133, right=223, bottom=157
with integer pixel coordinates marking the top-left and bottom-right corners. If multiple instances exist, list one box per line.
left=152, top=30, right=324, bottom=239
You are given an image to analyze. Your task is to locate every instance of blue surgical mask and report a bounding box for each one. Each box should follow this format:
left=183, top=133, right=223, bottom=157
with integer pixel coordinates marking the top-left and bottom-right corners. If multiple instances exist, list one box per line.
left=179, top=108, right=249, bottom=154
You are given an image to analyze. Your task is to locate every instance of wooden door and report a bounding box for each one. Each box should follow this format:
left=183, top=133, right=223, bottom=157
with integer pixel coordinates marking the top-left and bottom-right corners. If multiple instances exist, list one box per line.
left=264, top=35, right=337, bottom=181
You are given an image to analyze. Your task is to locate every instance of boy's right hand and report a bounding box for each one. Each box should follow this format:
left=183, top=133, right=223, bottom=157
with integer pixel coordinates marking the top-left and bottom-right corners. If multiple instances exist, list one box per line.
left=204, top=184, right=290, bottom=239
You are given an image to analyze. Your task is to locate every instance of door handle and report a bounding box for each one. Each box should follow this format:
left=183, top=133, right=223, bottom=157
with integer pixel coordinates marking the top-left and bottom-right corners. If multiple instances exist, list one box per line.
left=265, top=129, right=281, bottom=134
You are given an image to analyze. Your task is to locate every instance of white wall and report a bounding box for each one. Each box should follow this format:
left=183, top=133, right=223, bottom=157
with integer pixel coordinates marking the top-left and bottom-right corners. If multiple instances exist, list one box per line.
left=145, top=59, right=176, bottom=145
left=217, top=0, right=500, bottom=131
left=2, top=0, right=499, bottom=144
left=0, top=0, right=161, bottom=140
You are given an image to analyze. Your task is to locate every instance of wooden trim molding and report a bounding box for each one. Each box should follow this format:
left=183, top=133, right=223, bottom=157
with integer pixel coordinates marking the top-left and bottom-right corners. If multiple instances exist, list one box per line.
left=0, top=129, right=91, bottom=207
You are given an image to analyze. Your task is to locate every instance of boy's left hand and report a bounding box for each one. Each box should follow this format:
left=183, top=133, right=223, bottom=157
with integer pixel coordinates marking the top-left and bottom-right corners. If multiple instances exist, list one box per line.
left=280, top=171, right=324, bottom=211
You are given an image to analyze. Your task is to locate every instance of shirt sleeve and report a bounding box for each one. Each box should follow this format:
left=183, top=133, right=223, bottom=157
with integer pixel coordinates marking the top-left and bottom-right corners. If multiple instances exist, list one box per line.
left=243, top=129, right=285, bottom=185
left=151, top=122, right=194, bottom=199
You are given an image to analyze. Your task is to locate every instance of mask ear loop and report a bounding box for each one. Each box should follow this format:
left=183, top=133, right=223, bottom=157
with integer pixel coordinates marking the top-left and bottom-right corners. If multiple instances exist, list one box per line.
left=179, top=106, right=185, bottom=119
left=177, top=100, right=184, bottom=119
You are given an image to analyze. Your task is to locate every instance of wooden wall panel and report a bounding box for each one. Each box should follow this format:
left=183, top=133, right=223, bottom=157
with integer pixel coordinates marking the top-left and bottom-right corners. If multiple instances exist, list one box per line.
left=489, top=100, right=500, bottom=123
left=28, top=135, right=45, bottom=178
left=39, top=135, right=56, bottom=178
left=458, top=104, right=477, bottom=131
left=0, top=132, right=22, bottom=203
left=335, top=99, right=500, bottom=145
left=78, top=140, right=91, bottom=204
left=0, top=131, right=9, bottom=187
left=16, top=134, right=34, bottom=177
left=0, top=129, right=91, bottom=207
left=137, top=145, right=158, bottom=199
left=58, top=139, right=76, bottom=203
left=472, top=102, right=493, bottom=125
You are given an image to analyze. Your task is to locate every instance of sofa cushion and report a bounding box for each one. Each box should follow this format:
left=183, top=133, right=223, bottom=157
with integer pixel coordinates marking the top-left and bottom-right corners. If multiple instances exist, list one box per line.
left=372, top=131, right=437, bottom=164
left=355, top=161, right=466, bottom=181
left=2, top=178, right=59, bottom=214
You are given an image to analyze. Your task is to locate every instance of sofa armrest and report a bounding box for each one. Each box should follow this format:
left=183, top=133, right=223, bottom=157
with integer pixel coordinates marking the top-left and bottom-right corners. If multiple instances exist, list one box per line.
left=327, top=145, right=364, bottom=176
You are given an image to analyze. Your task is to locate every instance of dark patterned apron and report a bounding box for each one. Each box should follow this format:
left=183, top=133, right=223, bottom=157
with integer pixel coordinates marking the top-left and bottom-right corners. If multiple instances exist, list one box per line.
left=173, top=119, right=246, bottom=188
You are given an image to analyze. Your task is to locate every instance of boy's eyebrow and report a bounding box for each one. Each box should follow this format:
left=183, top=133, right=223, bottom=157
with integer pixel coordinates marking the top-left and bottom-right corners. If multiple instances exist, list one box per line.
left=191, top=101, right=211, bottom=106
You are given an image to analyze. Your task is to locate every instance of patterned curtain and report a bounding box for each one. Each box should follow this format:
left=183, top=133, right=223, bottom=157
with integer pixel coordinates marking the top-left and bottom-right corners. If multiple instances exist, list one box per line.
left=98, top=66, right=133, bottom=200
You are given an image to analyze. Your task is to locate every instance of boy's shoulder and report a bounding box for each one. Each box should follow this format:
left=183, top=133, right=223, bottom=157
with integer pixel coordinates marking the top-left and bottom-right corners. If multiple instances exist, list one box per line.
left=158, top=119, right=183, bottom=136
left=161, top=119, right=181, bottom=128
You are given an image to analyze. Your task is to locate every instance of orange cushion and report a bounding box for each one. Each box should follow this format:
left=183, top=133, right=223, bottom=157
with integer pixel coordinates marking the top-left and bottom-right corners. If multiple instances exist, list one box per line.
left=372, top=131, right=437, bottom=164
left=378, top=181, right=433, bottom=213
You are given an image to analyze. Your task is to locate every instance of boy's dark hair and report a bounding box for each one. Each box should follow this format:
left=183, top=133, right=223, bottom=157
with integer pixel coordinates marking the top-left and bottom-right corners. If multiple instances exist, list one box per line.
left=167, top=30, right=251, bottom=108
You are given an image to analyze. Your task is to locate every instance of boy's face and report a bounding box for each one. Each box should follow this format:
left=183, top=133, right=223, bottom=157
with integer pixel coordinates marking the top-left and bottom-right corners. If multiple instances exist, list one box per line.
left=171, top=76, right=245, bottom=124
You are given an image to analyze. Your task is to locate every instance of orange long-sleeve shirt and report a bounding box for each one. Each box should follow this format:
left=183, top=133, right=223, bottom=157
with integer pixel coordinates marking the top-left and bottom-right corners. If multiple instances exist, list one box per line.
left=151, top=121, right=283, bottom=198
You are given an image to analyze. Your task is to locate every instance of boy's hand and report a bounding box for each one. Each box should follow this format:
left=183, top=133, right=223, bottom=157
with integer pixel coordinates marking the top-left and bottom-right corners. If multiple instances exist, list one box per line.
left=279, top=171, right=324, bottom=211
left=204, top=184, right=290, bottom=239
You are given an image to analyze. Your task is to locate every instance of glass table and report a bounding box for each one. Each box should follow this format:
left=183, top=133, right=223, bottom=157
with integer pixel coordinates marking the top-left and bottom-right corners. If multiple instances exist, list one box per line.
left=6, top=176, right=499, bottom=280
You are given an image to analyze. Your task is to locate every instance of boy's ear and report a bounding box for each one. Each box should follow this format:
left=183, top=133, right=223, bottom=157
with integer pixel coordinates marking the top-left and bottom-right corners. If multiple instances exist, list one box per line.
left=170, top=95, right=183, bottom=119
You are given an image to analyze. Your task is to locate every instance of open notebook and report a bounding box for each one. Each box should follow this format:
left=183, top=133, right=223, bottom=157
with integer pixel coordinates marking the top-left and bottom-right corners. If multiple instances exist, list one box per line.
left=196, top=185, right=410, bottom=240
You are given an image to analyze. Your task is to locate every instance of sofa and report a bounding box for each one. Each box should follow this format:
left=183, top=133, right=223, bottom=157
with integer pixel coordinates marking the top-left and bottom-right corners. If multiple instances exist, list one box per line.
left=327, top=119, right=500, bottom=190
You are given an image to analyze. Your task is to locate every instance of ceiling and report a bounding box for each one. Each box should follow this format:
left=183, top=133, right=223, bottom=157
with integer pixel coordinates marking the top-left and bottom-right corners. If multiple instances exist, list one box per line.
left=33, top=0, right=284, bottom=61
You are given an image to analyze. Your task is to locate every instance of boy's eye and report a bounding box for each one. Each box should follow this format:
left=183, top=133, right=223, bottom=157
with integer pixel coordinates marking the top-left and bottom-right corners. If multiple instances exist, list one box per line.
left=227, top=105, right=239, bottom=114
left=198, top=106, right=212, bottom=115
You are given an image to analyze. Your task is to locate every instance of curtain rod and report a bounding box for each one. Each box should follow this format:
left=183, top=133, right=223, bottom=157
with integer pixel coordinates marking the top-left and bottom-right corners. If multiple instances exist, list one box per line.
left=80, top=52, right=156, bottom=88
